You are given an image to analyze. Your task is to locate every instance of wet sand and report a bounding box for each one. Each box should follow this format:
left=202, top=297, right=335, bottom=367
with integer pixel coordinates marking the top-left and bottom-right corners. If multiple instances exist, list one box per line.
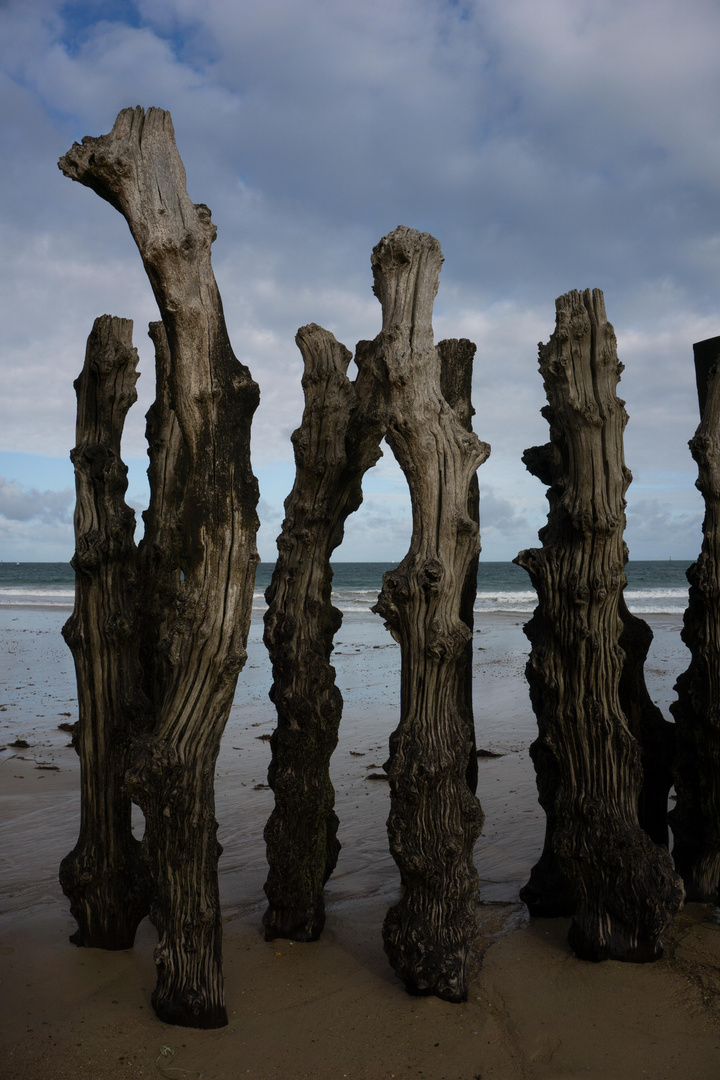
left=1, top=607, right=719, bottom=1078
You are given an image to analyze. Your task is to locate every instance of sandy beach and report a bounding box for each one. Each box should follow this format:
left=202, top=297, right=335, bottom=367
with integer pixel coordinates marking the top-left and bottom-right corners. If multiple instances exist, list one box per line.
left=1, top=605, right=719, bottom=1079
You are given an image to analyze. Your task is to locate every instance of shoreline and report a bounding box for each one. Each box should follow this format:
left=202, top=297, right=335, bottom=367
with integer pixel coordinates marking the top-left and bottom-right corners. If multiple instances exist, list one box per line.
left=2, top=608, right=719, bottom=1078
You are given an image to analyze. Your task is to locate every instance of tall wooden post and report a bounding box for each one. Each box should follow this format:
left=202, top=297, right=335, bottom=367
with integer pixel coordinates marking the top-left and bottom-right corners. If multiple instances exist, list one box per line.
left=370, top=227, right=489, bottom=1002
left=515, top=289, right=683, bottom=960
left=60, top=315, right=153, bottom=949
left=59, top=107, right=260, bottom=1028
left=670, top=335, right=720, bottom=903
left=262, top=326, right=385, bottom=941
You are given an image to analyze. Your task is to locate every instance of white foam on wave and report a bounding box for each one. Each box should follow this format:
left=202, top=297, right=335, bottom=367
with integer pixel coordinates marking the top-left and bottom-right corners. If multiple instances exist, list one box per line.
left=624, top=588, right=687, bottom=599
left=0, top=587, right=75, bottom=607
left=2, top=582, right=688, bottom=616
left=0, top=587, right=74, bottom=596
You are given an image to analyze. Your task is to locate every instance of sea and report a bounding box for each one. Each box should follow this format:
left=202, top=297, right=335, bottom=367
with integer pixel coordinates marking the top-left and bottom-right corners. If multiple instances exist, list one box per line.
left=0, top=559, right=694, bottom=616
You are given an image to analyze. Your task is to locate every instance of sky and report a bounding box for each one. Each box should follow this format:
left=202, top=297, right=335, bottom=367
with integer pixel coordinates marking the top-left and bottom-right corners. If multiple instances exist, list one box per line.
left=1, top=0, right=719, bottom=563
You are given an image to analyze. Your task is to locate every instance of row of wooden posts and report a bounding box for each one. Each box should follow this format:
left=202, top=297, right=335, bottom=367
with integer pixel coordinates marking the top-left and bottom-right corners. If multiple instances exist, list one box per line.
left=57, top=107, right=720, bottom=1029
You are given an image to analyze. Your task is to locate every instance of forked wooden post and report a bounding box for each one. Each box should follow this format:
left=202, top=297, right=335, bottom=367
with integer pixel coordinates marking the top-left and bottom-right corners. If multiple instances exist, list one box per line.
left=60, top=315, right=153, bottom=949
left=515, top=289, right=683, bottom=960
left=670, top=336, right=720, bottom=903
left=262, top=325, right=384, bottom=941
left=59, top=107, right=260, bottom=1028
left=370, top=227, right=489, bottom=1002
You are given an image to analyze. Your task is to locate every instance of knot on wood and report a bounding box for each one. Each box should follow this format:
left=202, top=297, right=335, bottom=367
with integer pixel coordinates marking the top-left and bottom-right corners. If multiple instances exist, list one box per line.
left=71, top=442, right=115, bottom=479
left=567, top=309, right=592, bottom=341
left=418, top=558, right=444, bottom=593
left=597, top=341, right=619, bottom=369
left=73, top=531, right=104, bottom=571
left=373, top=570, right=411, bottom=629
left=371, top=595, right=398, bottom=631
left=590, top=575, right=610, bottom=602
left=562, top=496, right=621, bottom=536
left=427, top=619, right=471, bottom=661
left=514, top=547, right=541, bottom=576
left=193, top=202, right=217, bottom=243
left=455, top=509, right=479, bottom=538
left=276, top=690, right=316, bottom=730
left=218, top=648, right=246, bottom=688
left=59, top=141, right=133, bottom=191
left=61, top=613, right=81, bottom=649
left=529, top=648, right=556, bottom=690
left=290, top=427, right=309, bottom=461
left=689, top=555, right=720, bottom=598
left=105, top=612, right=133, bottom=639
left=454, top=426, right=487, bottom=467
left=574, top=400, right=603, bottom=427
left=689, top=431, right=720, bottom=473
left=522, top=443, right=559, bottom=486
left=127, top=738, right=182, bottom=807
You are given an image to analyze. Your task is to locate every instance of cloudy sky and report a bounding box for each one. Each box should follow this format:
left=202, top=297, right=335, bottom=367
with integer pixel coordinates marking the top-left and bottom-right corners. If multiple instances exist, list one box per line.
left=1, top=0, right=718, bottom=563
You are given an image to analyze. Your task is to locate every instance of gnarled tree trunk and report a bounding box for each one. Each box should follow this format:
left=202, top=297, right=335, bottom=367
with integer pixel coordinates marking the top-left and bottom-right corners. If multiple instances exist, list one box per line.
left=60, top=315, right=153, bottom=949
left=59, top=107, right=260, bottom=1028
left=515, top=289, right=683, bottom=961
left=370, top=227, right=489, bottom=1002
left=670, top=336, right=720, bottom=903
left=262, top=325, right=384, bottom=941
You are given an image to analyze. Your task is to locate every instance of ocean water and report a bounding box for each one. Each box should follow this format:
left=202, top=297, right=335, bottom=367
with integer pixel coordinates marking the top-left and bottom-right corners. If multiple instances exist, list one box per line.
left=0, top=559, right=694, bottom=615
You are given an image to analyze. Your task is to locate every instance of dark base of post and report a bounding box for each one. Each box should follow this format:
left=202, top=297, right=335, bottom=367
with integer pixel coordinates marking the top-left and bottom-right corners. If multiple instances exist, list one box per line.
left=567, top=919, right=664, bottom=964
left=151, top=992, right=228, bottom=1030
left=383, top=905, right=470, bottom=1004
left=60, top=847, right=152, bottom=951
left=262, top=902, right=325, bottom=943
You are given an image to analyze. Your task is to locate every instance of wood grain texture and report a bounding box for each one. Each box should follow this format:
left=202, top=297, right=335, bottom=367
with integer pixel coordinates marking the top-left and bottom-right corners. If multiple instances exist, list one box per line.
left=370, top=227, right=489, bottom=1002
left=670, top=340, right=720, bottom=903
left=438, top=338, right=481, bottom=794
left=262, top=325, right=384, bottom=941
left=60, top=315, right=153, bottom=949
left=60, top=108, right=260, bottom=1027
left=515, top=289, right=683, bottom=961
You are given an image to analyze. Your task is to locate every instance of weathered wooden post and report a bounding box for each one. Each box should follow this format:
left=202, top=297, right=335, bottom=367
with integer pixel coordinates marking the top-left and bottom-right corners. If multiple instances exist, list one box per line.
left=370, top=227, right=489, bottom=1002
left=515, top=289, right=683, bottom=960
left=59, top=107, right=260, bottom=1027
left=670, top=336, right=720, bottom=903
left=60, top=315, right=153, bottom=949
left=262, top=326, right=385, bottom=941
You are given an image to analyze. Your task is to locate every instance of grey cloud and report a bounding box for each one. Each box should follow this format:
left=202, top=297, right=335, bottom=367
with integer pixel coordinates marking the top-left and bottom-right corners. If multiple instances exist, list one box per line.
left=479, top=486, right=531, bottom=537
left=0, top=476, right=73, bottom=524
left=625, top=498, right=702, bottom=560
